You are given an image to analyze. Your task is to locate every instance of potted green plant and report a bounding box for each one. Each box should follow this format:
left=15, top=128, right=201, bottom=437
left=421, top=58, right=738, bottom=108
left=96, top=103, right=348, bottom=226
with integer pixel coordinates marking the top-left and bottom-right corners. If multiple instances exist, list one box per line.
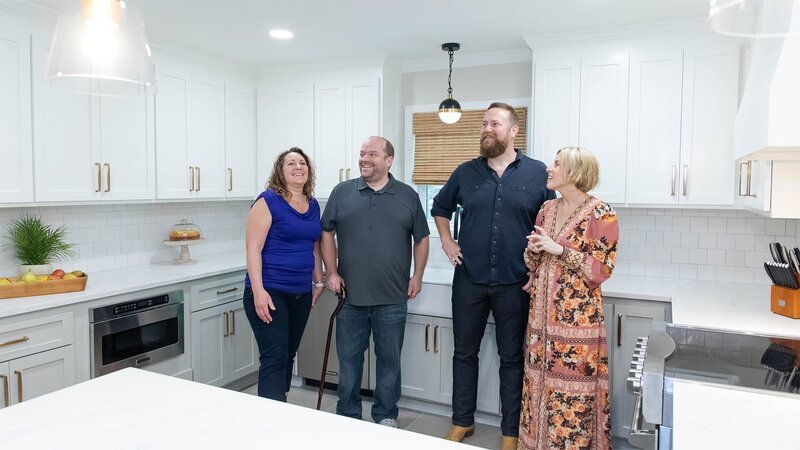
left=4, top=214, right=76, bottom=276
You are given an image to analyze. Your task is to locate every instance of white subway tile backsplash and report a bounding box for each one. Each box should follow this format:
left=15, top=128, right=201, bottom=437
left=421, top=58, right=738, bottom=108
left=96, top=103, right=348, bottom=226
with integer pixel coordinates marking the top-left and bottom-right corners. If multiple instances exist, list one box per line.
left=689, top=217, right=708, bottom=232
left=725, top=250, right=745, bottom=266
left=0, top=201, right=249, bottom=276
left=734, top=234, right=755, bottom=251
left=698, top=232, right=717, bottom=249
left=716, top=234, right=736, bottom=250
left=745, top=218, right=766, bottom=234
left=708, top=217, right=727, bottom=233
left=765, top=219, right=786, bottom=236
left=727, top=218, right=746, bottom=233
left=672, top=248, right=689, bottom=264
left=680, top=232, right=699, bottom=248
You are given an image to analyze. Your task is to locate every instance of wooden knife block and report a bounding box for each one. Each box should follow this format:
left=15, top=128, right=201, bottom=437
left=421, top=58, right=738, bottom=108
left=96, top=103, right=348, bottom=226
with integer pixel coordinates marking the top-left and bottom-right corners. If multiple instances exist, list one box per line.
left=771, top=278, right=800, bottom=319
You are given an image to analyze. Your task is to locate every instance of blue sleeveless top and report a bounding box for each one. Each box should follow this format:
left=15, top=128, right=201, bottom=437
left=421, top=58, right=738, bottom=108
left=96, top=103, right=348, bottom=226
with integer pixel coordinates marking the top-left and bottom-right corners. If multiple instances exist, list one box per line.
left=245, top=189, right=322, bottom=294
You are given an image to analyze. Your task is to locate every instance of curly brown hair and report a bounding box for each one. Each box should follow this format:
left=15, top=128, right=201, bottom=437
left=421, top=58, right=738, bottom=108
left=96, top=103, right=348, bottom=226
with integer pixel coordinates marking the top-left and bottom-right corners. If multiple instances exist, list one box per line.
left=266, top=147, right=316, bottom=199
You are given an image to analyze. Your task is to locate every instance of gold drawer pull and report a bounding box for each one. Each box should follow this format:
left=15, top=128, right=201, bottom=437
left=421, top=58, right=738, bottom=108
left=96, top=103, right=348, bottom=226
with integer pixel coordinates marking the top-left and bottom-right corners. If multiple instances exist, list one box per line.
left=104, top=163, right=111, bottom=192
left=0, top=336, right=29, bottom=348
left=230, top=310, right=236, bottom=335
left=223, top=312, right=229, bottom=337
left=216, top=287, right=239, bottom=295
left=424, top=324, right=430, bottom=352
left=433, top=325, right=439, bottom=353
left=0, top=374, right=8, bottom=407
left=15, top=371, right=22, bottom=402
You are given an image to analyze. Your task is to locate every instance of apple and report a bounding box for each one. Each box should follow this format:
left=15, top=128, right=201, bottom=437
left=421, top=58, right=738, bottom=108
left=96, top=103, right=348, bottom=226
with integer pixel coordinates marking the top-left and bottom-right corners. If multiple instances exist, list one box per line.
left=51, top=269, right=65, bottom=278
left=47, top=274, right=62, bottom=281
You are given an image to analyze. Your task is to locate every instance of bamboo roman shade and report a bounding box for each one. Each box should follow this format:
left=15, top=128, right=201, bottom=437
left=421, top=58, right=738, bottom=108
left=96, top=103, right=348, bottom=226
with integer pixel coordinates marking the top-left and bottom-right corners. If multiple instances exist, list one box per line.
left=412, top=107, right=527, bottom=185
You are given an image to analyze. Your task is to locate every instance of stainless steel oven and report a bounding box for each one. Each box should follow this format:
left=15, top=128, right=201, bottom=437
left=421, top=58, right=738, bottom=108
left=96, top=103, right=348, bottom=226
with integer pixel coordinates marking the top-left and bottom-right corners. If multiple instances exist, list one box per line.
left=91, top=290, right=185, bottom=377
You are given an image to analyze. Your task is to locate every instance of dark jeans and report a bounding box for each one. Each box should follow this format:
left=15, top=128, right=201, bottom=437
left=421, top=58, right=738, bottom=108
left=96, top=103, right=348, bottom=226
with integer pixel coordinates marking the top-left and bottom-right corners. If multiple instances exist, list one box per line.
left=243, top=287, right=312, bottom=402
left=335, top=302, right=407, bottom=423
left=450, top=267, right=530, bottom=437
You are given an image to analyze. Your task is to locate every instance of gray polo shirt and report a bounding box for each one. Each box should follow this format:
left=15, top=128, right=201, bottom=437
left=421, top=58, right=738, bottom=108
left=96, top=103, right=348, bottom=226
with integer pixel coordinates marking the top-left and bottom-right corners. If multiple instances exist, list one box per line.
left=321, top=174, right=430, bottom=306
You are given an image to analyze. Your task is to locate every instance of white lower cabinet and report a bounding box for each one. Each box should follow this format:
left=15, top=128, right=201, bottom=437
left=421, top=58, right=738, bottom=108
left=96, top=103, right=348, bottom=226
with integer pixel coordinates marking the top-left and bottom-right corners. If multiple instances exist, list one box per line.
left=401, top=314, right=500, bottom=415
left=0, top=346, right=75, bottom=409
left=604, top=298, right=670, bottom=438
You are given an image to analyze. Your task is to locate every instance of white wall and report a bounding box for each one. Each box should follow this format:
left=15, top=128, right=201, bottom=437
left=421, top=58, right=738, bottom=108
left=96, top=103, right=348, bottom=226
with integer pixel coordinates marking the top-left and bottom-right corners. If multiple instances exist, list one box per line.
left=0, top=201, right=249, bottom=277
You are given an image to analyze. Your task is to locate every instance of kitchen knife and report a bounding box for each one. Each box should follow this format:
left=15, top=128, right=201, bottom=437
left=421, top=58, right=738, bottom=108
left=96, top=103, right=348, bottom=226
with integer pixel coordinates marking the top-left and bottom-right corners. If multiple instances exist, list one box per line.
left=764, top=262, right=779, bottom=285
left=769, top=262, right=787, bottom=287
left=778, top=262, right=799, bottom=289
left=780, top=245, right=793, bottom=272
left=792, top=247, right=800, bottom=273
left=775, top=242, right=788, bottom=264
left=770, top=242, right=782, bottom=263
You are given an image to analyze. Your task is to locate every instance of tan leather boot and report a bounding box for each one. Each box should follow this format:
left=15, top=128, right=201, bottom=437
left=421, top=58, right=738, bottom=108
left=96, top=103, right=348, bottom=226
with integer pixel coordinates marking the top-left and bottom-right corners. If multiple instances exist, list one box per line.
left=501, top=435, right=519, bottom=450
left=443, top=424, right=475, bottom=442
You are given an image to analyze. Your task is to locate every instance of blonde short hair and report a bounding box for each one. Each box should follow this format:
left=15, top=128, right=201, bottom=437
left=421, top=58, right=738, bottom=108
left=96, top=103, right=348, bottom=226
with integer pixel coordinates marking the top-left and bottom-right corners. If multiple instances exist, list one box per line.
left=556, top=147, right=599, bottom=193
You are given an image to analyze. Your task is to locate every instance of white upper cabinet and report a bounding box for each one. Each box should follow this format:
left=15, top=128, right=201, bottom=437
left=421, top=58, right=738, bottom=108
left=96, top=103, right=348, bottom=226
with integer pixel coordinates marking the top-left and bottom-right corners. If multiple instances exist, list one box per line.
left=224, top=79, right=257, bottom=198
left=679, top=44, right=739, bottom=206
left=259, top=68, right=387, bottom=200
left=0, top=17, right=33, bottom=204
left=155, top=55, right=226, bottom=200
left=532, top=52, right=580, bottom=168
left=625, top=47, right=684, bottom=205
left=532, top=49, right=628, bottom=203
left=32, top=31, right=153, bottom=203
left=578, top=52, right=629, bottom=204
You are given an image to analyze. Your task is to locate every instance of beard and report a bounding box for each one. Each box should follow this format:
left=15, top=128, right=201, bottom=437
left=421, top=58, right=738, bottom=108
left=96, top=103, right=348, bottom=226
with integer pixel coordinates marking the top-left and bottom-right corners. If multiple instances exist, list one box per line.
left=480, top=132, right=509, bottom=158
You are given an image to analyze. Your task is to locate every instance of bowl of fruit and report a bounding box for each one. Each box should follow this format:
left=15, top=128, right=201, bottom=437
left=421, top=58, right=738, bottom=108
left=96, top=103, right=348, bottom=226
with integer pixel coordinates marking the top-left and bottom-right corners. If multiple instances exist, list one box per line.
left=0, top=268, right=88, bottom=300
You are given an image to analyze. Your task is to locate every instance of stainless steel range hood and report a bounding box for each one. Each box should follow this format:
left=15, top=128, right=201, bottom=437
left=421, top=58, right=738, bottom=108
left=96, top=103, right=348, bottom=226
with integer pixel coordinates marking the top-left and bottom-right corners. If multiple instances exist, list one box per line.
left=735, top=2, right=800, bottom=161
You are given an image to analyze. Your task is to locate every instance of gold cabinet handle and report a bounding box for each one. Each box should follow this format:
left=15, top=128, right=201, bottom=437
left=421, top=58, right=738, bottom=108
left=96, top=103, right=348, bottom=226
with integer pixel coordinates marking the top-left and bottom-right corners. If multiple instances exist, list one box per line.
left=339, top=168, right=343, bottom=182
left=227, top=168, right=233, bottom=192
left=95, top=162, right=102, bottom=192
left=196, top=166, right=201, bottom=192
left=14, top=371, right=22, bottom=403
left=424, top=324, right=430, bottom=352
left=433, top=325, right=439, bottom=353
left=746, top=160, right=753, bottom=197
left=670, top=165, right=676, bottom=196
left=189, top=167, right=195, bottom=192
left=738, top=161, right=747, bottom=197
left=104, top=163, right=111, bottom=192
left=223, top=312, right=229, bottom=337
left=216, top=287, right=238, bottom=295
left=230, top=310, right=236, bottom=335
left=346, top=168, right=350, bottom=180
left=617, top=314, right=622, bottom=347
left=0, top=336, right=29, bottom=348
left=682, top=165, right=688, bottom=197
left=0, top=374, right=8, bottom=407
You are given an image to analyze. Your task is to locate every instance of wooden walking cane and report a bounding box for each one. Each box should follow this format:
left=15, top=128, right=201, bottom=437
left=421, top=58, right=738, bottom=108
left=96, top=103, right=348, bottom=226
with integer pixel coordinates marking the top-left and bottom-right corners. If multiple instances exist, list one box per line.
left=316, top=286, right=346, bottom=410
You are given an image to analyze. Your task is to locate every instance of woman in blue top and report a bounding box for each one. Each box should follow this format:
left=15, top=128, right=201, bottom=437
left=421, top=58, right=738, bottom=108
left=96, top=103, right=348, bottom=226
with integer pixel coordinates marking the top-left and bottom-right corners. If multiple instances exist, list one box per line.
left=244, top=147, right=324, bottom=401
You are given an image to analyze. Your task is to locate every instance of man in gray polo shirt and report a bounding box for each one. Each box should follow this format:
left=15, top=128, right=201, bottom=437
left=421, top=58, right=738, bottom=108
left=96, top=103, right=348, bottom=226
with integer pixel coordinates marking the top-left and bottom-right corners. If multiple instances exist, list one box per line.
left=321, top=136, right=430, bottom=428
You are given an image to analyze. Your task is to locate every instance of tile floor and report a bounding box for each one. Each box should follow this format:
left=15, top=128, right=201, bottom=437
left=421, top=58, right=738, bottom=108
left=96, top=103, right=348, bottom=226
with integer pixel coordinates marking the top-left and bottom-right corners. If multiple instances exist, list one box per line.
left=239, top=383, right=637, bottom=449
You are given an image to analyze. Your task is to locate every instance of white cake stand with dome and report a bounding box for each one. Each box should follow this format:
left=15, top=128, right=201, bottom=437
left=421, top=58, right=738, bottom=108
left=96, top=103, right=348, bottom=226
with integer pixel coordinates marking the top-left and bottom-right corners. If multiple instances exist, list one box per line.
left=163, top=238, right=205, bottom=264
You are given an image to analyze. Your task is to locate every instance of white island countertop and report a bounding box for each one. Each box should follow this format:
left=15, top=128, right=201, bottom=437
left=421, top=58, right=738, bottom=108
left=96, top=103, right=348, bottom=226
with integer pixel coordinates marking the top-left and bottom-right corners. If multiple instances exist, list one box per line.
left=671, top=379, right=800, bottom=450
left=0, top=368, right=473, bottom=450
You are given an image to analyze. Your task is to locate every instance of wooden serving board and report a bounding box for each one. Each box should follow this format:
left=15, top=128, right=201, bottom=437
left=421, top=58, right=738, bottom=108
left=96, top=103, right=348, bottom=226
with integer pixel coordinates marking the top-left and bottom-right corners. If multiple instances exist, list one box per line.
left=0, top=274, right=88, bottom=299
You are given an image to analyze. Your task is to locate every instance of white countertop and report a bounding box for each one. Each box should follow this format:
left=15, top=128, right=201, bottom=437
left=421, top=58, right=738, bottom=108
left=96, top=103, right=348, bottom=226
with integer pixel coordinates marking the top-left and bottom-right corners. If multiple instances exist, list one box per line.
left=412, top=269, right=800, bottom=339
left=0, top=368, right=472, bottom=450
left=2, top=253, right=798, bottom=339
left=0, top=251, right=246, bottom=319
left=671, top=379, right=800, bottom=449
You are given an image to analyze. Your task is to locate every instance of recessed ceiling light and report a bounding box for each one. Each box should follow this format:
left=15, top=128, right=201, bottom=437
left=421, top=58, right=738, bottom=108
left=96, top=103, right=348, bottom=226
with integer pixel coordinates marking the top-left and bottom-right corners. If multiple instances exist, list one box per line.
left=269, top=29, right=294, bottom=40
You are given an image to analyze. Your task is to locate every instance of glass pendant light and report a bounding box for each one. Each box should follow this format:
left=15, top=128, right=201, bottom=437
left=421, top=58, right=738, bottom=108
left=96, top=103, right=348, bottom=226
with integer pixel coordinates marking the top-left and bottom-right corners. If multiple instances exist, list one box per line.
left=438, top=43, right=462, bottom=124
left=709, top=0, right=800, bottom=37
left=46, top=0, right=156, bottom=96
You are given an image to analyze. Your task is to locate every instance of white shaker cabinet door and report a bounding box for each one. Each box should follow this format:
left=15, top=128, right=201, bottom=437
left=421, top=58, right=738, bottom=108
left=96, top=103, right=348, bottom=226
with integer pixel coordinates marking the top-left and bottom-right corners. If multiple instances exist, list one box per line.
left=155, top=58, right=192, bottom=200
left=314, top=80, right=347, bottom=199
left=679, top=44, right=739, bottom=206
left=345, top=76, right=380, bottom=180
left=98, top=95, right=155, bottom=200
left=579, top=52, right=629, bottom=204
left=191, top=304, right=228, bottom=387
left=224, top=81, right=257, bottom=199
left=8, top=345, right=76, bottom=405
left=0, top=19, right=33, bottom=204
left=32, top=37, right=98, bottom=202
left=400, top=314, right=434, bottom=400
left=626, top=48, right=683, bottom=205
left=228, top=300, right=258, bottom=380
left=190, top=72, right=225, bottom=199
left=532, top=52, right=580, bottom=166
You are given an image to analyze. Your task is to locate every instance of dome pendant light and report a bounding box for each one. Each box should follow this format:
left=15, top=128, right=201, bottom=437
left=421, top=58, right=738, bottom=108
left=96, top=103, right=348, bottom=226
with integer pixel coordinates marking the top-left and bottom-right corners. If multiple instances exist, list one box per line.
left=438, top=43, right=462, bottom=124
left=46, top=0, right=156, bottom=96
left=709, top=0, right=800, bottom=37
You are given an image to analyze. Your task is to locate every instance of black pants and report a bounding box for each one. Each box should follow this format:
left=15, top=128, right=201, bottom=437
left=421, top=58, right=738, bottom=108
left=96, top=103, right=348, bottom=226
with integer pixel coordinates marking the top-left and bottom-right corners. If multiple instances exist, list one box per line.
left=450, top=267, right=530, bottom=437
left=243, top=287, right=312, bottom=402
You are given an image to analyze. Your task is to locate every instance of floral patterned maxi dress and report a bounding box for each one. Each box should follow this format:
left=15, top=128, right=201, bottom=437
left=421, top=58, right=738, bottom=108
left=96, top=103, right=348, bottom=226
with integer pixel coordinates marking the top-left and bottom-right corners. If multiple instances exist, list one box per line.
left=518, top=197, right=619, bottom=450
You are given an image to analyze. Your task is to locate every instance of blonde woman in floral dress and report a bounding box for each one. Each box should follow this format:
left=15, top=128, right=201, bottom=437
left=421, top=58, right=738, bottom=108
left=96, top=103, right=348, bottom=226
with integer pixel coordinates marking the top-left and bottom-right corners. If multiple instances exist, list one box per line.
left=518, top=147, right=619, bottom=450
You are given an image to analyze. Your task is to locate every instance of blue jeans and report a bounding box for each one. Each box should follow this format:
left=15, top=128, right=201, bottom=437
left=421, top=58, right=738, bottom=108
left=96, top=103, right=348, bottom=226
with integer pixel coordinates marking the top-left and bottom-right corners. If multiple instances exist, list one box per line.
left=243, top=287, right=312, bottom=402
left=335, top=302, right=407, bottom=423
left=451, top=267, right=529, bottom=437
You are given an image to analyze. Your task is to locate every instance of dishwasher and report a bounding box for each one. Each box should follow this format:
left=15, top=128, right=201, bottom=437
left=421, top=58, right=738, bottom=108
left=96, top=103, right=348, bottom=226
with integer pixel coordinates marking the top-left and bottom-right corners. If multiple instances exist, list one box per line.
left=297, top=290, right=373, bottom=391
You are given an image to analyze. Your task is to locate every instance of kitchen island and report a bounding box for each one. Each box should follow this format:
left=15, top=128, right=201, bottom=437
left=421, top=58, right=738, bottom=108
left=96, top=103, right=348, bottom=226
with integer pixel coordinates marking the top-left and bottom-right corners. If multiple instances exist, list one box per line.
left=0, top=368, right=473, bottom=449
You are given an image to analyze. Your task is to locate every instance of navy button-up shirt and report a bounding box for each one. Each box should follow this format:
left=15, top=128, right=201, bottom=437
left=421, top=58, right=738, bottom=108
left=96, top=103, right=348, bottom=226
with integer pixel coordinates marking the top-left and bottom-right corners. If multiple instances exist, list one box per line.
left=431, top=150, right=554, bottom=285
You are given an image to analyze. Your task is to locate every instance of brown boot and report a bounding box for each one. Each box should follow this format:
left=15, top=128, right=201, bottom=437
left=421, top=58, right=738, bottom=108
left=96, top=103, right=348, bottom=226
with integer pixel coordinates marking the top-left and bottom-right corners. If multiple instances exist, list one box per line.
left=443, top=424, right=475, bottom=442
left=501, top=435, right=519, bottom=450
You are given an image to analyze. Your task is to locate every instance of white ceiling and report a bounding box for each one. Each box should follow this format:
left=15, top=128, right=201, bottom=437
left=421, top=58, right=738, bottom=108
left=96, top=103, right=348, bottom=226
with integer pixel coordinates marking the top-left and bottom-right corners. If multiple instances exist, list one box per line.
left=30, top=0, right=712, bottom=69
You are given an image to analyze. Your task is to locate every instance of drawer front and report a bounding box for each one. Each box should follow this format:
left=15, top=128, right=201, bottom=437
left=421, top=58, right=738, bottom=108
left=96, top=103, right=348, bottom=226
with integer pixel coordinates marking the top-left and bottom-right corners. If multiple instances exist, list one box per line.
left=190, top=274, right=245, bottom=312
left=0, top=312, right=74, bottom=362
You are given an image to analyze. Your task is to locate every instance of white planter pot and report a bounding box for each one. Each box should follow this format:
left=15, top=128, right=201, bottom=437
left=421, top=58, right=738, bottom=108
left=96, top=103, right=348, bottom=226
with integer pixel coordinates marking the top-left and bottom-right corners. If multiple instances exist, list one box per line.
left=19, top=264, right=53, bottom=276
